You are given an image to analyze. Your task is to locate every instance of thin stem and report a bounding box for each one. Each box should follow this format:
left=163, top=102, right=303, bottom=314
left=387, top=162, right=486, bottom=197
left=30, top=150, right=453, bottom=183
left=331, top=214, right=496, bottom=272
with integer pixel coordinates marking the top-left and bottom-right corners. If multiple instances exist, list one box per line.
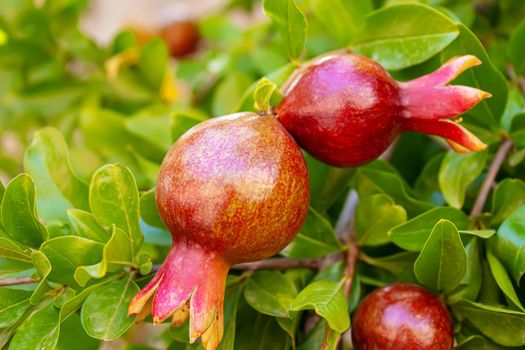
left=470, top=139, right=513, bottom=218
left=0, top=276, right=37, bottom=286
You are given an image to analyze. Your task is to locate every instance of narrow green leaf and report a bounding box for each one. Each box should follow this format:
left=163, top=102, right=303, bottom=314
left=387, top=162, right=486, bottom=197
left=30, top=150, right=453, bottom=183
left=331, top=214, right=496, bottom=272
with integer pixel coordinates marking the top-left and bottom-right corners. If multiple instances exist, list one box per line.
left=281, top=208, right=342, bottom=259
left=217, top=283, right=244, bottom=350
left=414, top=220, right=467, bottom=292
left=1, top=174, right=46, bottom=247
left=0, top=238, right=32, bottom=262
left=74, top=226, right=133, bottom=286
left=89, top=164, right=142, bottom=254
left=67, top=209, right=111, bottom=243
left=486, top=247, right=525, bottom=312
left=30, top=250, right=52, bottom=304
left=491, top=205, right=525, bottom=283
left=263, top=0, right=307, bottom=61
left=244, top=270, right=298, bottom=318
left=355, top=194, right=406, bottom=246
left=458, top=230, right=495, bottom=239
left=448, top=237, right=482, bottom=303
left=80, top=276, right=139, bottom=340
left=454, top=300, right=525, bottom=347
left=253, top=77, right=283, bottom=113
left=390, top=207, right=469, bottom=251
left=40, top=236, right=103, bottom=289
left=290, top=279, right=349, bottom=333
left=140, top=189, right=165, bottom=228
left=355, top=4, right=458, bottom=70
left=137, top=38, right=168, bottom=88
left=438, top=150, right=487, bottom=208
left=9, top=302, right=60, bottom=350
left=491, top=179, right=525, bottom=225
left=360, top=251, right=418, bottom=282
left=508, top=18, right=525, bottom=75
left=0, top=288, right=32, bottom=328
left=23, top=127, right=89, bottom=222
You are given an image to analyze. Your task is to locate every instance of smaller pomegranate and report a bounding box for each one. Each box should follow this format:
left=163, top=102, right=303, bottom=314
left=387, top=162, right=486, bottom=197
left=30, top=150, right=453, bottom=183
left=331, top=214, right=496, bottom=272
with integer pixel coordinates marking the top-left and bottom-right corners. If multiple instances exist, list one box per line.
left=160, top=21, right=200, bottom=58
left=276, top=51, right=491, bottom=167
left=128, top=112, right=309, bottom=350
left=352, top=283, right=454, bottom=350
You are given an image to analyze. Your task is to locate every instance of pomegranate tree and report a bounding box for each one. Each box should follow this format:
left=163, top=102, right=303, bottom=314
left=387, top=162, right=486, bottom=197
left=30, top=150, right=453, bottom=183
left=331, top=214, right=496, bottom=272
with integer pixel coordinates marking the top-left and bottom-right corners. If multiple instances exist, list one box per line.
left=128, top=112, right=310, bottom=349
left=276, top=52, right=491, bottom=167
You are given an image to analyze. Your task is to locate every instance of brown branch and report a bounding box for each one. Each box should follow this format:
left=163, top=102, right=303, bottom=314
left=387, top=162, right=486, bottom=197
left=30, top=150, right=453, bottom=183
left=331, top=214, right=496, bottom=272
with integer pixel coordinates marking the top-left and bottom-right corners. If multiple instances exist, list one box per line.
left=0, top=276, right=37, bottom=286
left=470, top=139, right=513, bottom=218
left=231, top=258, right=320, bottom=271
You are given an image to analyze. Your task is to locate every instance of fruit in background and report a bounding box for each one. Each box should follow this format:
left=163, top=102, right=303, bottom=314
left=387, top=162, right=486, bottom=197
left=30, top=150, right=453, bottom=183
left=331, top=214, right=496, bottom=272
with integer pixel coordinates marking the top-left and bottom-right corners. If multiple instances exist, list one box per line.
left=351, top=283, right=454, bottom=350
left=160, top=21, right=200, bottom=58
left=128, top=112, right=310, bottom=349
left=276, top=51, right=490, bottom=167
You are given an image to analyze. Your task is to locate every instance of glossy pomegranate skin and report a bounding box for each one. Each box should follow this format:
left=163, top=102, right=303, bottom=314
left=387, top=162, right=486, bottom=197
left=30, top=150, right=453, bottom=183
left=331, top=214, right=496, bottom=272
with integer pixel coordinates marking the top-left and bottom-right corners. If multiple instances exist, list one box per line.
left=352, top=284, right=454, bottom=350
left=276, top=53, right=402, bottom=167
left=156, top=112, right=310, bottom=263
left=276, top=52, right=490, bottom=167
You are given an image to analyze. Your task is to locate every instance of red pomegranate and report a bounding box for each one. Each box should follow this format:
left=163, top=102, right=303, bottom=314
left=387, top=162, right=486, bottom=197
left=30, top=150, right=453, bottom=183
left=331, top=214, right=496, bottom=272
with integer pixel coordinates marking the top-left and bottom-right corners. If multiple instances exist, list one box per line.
left=352, top=283, right=454, bottom=350
left=128, top=112, right=310, bottom=349
left=276, top=51, right=490, bottom=167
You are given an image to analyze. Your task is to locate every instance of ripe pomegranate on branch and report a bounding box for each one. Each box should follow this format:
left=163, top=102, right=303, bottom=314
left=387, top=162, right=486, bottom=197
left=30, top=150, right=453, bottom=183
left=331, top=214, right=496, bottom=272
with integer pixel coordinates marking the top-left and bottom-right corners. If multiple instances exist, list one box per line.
left=128, top=112, right=309, bottom=349
left=276, top=51, right=490, bottom=167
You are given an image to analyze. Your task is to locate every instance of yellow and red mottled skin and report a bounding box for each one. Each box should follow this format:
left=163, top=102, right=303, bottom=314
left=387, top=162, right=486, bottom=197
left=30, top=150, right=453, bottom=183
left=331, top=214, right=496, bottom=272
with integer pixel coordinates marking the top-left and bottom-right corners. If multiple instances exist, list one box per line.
left=276, top=52, right=490, bottom=167
left=128, top=112, right=309, bottom=350
left=352, top=283, right=454, bottom=350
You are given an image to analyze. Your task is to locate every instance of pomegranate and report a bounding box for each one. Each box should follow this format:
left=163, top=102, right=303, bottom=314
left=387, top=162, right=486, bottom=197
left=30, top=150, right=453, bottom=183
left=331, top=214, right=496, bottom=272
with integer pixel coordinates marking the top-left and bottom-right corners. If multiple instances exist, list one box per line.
left=128, top=112, right=310, bottom=349
left=160, top=21, right=200, bottom=58
left=275, top=51, right=491, bottom=167
left=352, top=283, right=454, bottom=350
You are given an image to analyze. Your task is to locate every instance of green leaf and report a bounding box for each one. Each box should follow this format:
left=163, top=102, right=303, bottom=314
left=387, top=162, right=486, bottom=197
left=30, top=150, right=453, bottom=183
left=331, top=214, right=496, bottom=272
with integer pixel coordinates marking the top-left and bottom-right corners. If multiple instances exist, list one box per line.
left=80, top=276, right=140, bottom=340
left=448, top=237, right=482, bottom=303
left=458, top=230, right=495, bottom=239
left=491, top=205, right=525, bottom=284
left=40, top=236, right=103, bottom=289
left=359, top=251, right=418, bottom=282
left=486, top=247, right=525, bottom=312
left=89, top=164, right=142, bottom=254
left=281, top=207, right=342, bottom=259
left=0, top=237, right=32, bottom=262
left=309, top=0, right=371, bottom=46
left=290, top=279, right=349, bottom=333
left=9, top=302, right=60, bottom=350
left=30, top=250, right=52, bottom=304
left=355, top=194, right=407, bottom=246
left=171, top=110, right=207, bottom=142
left=0, top=180, right=4, bottom=225
left=454, top=300, right=525, bottom=347
left=140, top=189, right=165, bottom=228
left=212, top=72, right=251, bottom=116
left=491, top=179, right=525, bottom=225
left=263, top=0, right=307, bottom=61
left=414, top=220, right=467, bottom=292
left=137, top=38, right=168, bottom=89
left=244, top=270, right=298, bottom=318
left=441, top=24, right=508, bottom=129
left=1, top=174, right=46, bottom=247
left=0, top=288, right=32, bottom=328
left=253, top=77, right=283, bottom=113
left=67, top=209, right=111, bottom=243
left=23, top=127, right=89, bottom=222
left=74, top=226, right=133, bottom=286
left=355, top=162, right=434, bottom=217
left=354, top=4, right=458, bottom=70
left=509, top=18, right=525, bottom=75
left=125, top=105, right=173, bottom=156
left=217, top=282, right=244, bottom=350
left=390, top=207, right=469, bottom=251
left=438, top=150, right=487, bottom=208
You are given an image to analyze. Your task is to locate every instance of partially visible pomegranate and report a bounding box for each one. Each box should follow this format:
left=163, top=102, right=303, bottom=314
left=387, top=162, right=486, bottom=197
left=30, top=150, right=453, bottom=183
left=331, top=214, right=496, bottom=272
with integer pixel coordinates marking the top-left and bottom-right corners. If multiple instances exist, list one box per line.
left=160, top=21, right=200, bottom=58
left=128, top=112, right=310, bottom=349
left=276, top=51, right=490, bottom=167
left=352, top=283, right=454, bottom=350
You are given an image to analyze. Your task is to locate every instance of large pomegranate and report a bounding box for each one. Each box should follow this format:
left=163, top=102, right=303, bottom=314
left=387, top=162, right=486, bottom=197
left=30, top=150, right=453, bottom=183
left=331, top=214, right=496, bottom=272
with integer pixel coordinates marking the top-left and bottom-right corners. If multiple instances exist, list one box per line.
left=276, top=52, right=490, bottom=167
left=352, top=283, right=454, bottom=350
left=128, top=112, right=310, bottom=349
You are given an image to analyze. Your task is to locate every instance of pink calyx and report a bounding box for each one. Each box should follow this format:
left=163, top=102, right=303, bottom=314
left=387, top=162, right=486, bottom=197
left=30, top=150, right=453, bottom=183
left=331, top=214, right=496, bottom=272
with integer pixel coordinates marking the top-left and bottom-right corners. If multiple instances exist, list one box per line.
left=398, top=55, right=491, bottom=152
left=128, top=240, right=229, bottom=350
